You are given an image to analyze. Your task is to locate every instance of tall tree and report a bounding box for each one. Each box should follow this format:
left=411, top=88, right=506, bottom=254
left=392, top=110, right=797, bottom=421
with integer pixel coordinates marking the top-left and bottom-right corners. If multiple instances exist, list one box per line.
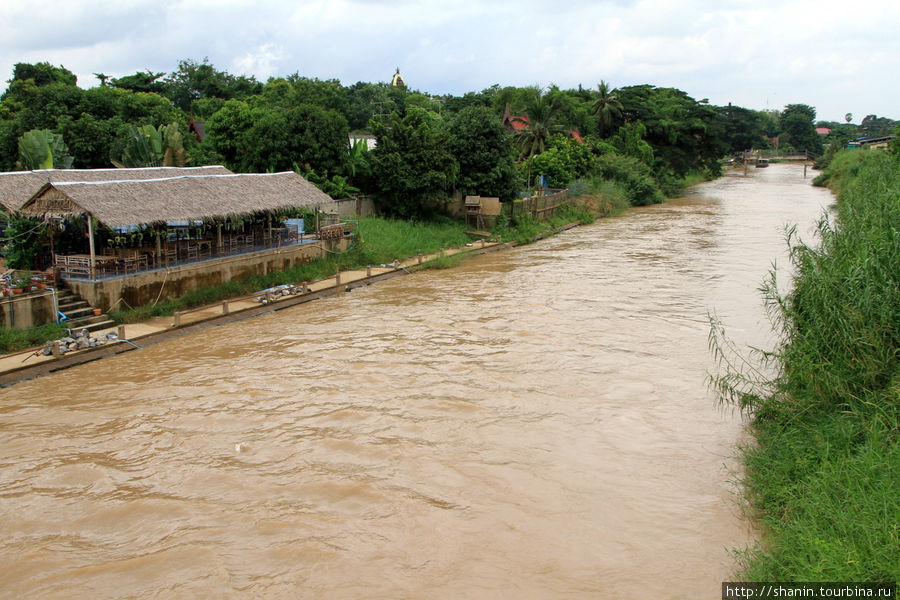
left=110, top=70, right=167, bottom=94
left=163, top=58, right=262, bottom=112
left=716, top=103, right=768, bottom=152
left=780, top=103, right=822, bottom=154
left=448, top=106, right=519, bottom=200
left=591, top=80, right=623, bottom=136
left=370, top=108, right=458, bottom=218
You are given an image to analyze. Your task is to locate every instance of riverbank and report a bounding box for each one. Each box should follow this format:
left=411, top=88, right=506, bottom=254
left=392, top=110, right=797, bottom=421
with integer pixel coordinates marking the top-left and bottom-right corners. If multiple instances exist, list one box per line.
left=0, top=235, right=526, bottom=386
left=713, top=151, right=899, bottom=581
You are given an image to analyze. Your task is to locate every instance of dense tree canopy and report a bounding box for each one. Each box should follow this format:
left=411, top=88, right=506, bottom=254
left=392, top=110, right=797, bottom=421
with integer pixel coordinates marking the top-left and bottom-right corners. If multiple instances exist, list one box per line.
left=370, top=108, right=458, bottom=218
left=448, top=106, right=518, bottom=201
left=2, top=58, right=889, bottom=219
left=780, top=103, right=822, bottom=154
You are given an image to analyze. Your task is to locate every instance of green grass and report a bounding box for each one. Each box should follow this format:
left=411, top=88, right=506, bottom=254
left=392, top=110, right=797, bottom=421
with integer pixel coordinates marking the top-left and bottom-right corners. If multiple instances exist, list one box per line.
left=0, top=322, right=68, bottom=353
left=712, top=149, right=900, bottom=582
left=108, top=216, right=474, bottom=324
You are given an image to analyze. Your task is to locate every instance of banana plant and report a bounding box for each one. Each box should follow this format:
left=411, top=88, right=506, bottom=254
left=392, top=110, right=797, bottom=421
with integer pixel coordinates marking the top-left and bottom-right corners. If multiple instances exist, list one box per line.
left=16, top=129, right=74, bottom=170
left=111, top=123, right=189, bottom=168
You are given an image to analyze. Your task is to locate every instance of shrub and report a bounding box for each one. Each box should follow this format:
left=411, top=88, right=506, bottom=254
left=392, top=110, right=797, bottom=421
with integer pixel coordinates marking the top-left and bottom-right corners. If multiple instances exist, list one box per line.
left=593, top=154, right=663, bottom=206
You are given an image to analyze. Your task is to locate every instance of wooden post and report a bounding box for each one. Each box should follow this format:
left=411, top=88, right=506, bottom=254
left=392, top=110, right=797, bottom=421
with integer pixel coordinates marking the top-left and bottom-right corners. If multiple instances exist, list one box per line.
left=52, top=341, right=61, bottom=356
left=222, top=300, right=229, bottom=315
left=335, top=272, right=341, bottom=285
left=417, top=254, right=423, bottom=264
left=366, top=266, right=372, bottom=277
left=173, top=312, right=182, bottom=327
left=117, top=325, right=126, bottom=339
left=87, top=214, right=96, bottom=280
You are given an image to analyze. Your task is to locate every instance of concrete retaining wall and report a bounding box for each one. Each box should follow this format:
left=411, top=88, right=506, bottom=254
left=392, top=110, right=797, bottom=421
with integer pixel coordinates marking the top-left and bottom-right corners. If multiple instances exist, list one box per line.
left=0, top=290, right=57, bottom=329
left=66, top=238, right=351, bottom=311
left=318, top=196, right=375, bottom=219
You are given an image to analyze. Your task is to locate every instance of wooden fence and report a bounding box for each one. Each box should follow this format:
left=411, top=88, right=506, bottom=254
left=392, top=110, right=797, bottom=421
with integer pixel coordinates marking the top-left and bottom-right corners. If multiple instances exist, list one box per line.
left=507, top=188, right=569, bottom=220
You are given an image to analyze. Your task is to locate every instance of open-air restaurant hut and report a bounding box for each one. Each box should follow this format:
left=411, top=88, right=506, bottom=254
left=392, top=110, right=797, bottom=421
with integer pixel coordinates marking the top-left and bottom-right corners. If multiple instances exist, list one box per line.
left=15, top=170, right=332, bottom=279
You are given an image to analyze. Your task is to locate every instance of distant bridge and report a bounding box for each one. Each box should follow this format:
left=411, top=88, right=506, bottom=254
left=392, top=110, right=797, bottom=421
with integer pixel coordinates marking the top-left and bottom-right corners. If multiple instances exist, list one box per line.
left=741, top=149, right=816, bottom=161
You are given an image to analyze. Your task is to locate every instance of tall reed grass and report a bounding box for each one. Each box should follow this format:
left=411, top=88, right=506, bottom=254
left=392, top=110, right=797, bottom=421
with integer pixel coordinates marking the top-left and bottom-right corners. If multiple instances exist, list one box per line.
left=710, top=150, right=900, bottom=582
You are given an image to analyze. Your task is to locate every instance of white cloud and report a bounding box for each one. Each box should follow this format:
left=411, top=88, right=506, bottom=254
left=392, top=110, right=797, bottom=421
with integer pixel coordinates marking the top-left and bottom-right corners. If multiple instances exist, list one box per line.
left=0, top=0, right=898, bottom=122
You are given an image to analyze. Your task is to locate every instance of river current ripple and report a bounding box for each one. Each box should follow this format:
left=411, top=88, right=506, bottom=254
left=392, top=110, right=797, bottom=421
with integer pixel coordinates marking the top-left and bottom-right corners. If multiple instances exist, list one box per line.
left=0, top=165, right=831, bottom=599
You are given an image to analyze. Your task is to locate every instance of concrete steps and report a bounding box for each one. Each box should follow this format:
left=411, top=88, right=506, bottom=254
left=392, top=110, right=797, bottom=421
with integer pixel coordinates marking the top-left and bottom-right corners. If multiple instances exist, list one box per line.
left=56, top=289, right=116, bottom=333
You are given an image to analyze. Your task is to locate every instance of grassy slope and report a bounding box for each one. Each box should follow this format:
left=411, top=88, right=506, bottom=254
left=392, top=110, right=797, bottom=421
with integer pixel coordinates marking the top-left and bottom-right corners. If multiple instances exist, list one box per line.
left=730, top=151, right=899, bottom=582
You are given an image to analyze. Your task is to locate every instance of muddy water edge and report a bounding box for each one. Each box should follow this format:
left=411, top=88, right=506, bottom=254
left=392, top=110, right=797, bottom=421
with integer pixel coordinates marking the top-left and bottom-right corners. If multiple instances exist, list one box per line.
left=0, top=164, right=831, bottom=599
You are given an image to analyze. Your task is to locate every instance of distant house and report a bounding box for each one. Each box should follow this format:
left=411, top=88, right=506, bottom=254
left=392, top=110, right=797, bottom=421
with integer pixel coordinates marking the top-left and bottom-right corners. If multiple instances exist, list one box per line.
left=847, top=136, right=895, bottom=150
left=815, top=127, right=831, bottom=136
left=501, top=104, right=529, bottom=133
left=189, top=116, right=207, bottom=143
left=501, top=104, right=585, bottom=143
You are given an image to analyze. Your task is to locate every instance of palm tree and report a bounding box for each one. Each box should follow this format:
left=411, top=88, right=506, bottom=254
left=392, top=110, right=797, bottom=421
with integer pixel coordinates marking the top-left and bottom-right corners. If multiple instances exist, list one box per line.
left=514, top=87, right=565, bottom=159
left=591, top=80, right=623, bottom=136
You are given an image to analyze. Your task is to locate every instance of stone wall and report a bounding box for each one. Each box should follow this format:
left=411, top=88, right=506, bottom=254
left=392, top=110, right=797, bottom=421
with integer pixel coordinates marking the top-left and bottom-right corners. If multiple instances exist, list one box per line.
left=66, top=238, right=351, bottom=311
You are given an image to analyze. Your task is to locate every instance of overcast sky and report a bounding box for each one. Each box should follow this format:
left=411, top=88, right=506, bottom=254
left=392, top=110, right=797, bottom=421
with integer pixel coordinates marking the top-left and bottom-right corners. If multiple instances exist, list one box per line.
left=1, top=0, right=897, bottom=123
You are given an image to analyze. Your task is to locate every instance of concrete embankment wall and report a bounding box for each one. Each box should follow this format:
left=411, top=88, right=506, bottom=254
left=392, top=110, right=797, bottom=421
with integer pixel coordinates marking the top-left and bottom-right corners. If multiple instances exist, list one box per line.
left=0, top=290, right=56, bottom=329
left=67, top=238, right=351, bottom=311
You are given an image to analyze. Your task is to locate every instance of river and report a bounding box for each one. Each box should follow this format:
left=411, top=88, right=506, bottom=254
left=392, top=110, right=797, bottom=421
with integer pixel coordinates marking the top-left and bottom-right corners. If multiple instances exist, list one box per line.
left=0, top=164, right=831, bottom=599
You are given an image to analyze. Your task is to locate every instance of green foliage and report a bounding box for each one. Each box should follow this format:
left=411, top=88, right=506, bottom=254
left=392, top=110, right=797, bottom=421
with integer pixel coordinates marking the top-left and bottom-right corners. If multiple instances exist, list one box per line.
left=810, top=148, right=867, bottom=192
left=780, top=103, right=822, bottom=155
left=370, top=108, right=459, bottom=218
left=297, top=164, right=360, bottom=199
left=593, top=154, right=664, bottom=206
left=858, top=114, right=899, bottom=138
left=110, top=70, right=167, bottom=94
left=7, top=62, right=77, bottom=89
left=1, top=216, right=47, bottom=269
left=163, top=58, right=263, bottom=112
left=591, top=80, right=623, bottom=136
left=613, top=121, right=654, bottom=165
left=346, top=81, right=396, bottom=131
left=0, top=322, right=68, bottom=354
left=513, top=86, right=566, bottom=159
left=15, top=129, right=73, bottom=169
left=588, top=178, right=630, bottom=214
left=111, top=124, right=163, bottom=167
left=448, top=106, right=519, bottom=200
left=111, top=123, right=187, bottom=168
left=716, top=104, right=769, bottom=152
left=206, top=100, right=349, bottom=174
left=617, top=84, right=727, bottom=177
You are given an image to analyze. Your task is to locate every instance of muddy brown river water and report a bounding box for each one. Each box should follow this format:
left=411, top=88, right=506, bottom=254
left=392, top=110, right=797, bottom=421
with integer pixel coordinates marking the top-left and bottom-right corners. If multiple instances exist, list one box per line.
left=0, top=164, right=831, bottom=599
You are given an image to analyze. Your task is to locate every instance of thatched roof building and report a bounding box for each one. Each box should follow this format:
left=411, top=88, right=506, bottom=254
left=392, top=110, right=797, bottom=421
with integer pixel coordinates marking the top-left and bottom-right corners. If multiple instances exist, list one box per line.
left=0, top=166, right=234, bottom=214
left=19, top=171, right=332, bottom=227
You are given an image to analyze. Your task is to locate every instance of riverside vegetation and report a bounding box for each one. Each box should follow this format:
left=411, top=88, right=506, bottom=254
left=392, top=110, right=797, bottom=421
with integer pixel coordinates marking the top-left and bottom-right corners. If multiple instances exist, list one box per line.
left=710, top=149, right=899, bottom=581
left=0, top=178, right=613, bottom=354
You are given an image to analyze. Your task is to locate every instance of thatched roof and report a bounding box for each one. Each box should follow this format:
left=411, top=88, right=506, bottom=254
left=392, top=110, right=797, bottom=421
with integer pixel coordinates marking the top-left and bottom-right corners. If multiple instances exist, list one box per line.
left=19, top=172, right=333, bottom=227
left=0, top=166, right=234, bottom=213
